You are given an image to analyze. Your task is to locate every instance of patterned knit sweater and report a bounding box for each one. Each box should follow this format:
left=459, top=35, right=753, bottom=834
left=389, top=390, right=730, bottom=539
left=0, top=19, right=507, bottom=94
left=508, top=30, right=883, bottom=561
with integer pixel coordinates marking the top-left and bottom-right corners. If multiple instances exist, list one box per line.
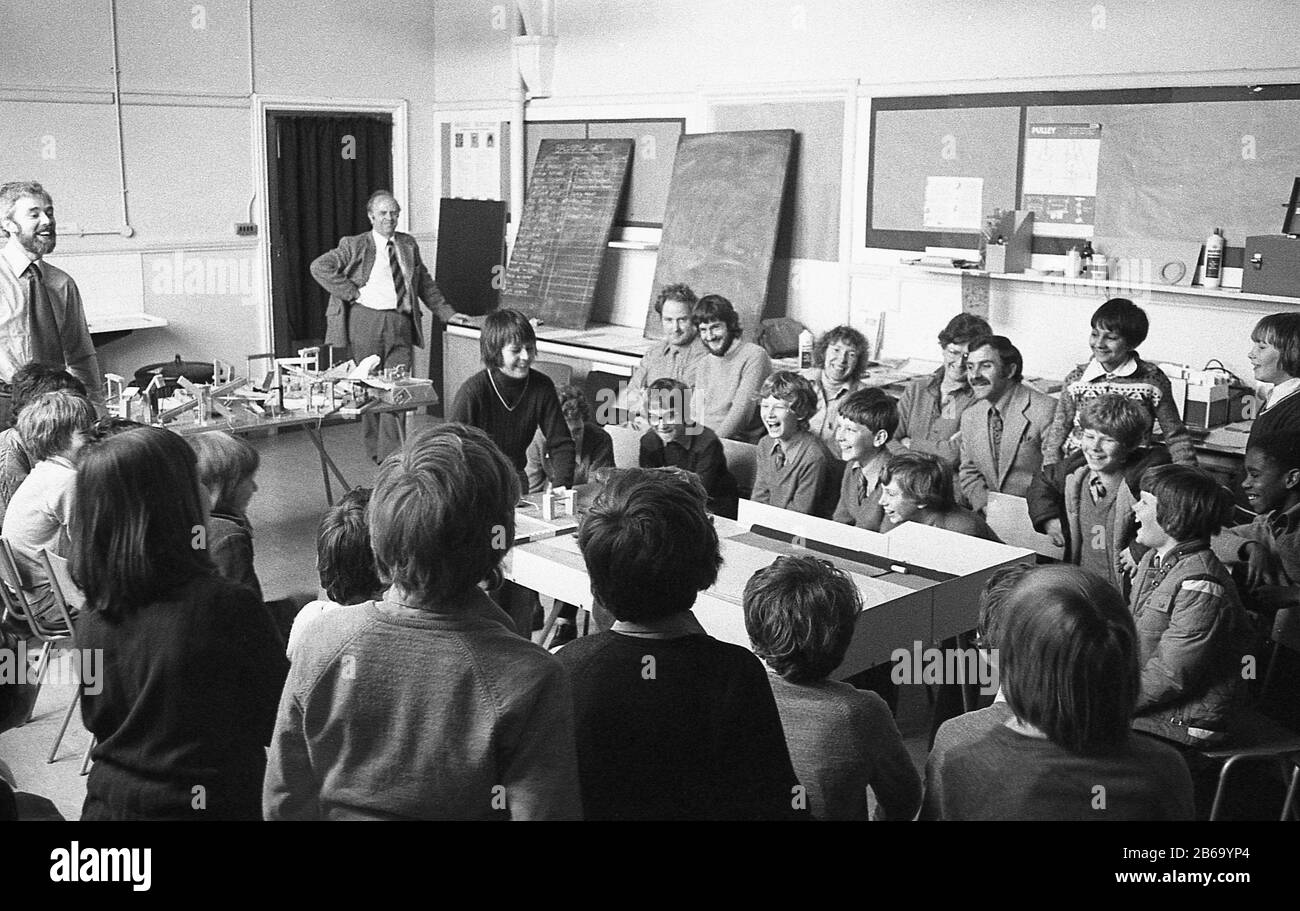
left=1041, top=356, right=1195, bottom=468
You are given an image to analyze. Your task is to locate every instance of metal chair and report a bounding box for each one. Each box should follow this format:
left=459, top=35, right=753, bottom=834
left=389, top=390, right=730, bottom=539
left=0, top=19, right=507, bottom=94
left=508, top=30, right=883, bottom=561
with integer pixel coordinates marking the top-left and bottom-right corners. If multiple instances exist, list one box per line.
left=38, top=549, right=94, bottom=770
left=0, top=540, right=81, bottom=763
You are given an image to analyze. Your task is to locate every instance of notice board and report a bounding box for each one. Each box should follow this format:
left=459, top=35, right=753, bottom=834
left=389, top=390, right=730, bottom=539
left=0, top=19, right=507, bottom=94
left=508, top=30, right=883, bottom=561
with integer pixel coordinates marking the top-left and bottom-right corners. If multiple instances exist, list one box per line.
left=646, top=130, right=795, bottom=341
left=866, top=84, right=1300, bottom=265
left=435, top=198, right=506, bottom=317
left=501, top=138, right=633, bottom=329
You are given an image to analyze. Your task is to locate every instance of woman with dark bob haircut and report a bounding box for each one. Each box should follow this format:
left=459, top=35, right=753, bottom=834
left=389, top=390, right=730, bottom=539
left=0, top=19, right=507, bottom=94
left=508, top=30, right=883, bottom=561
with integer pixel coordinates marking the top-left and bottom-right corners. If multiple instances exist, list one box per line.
left=923, top=565, right=1194, bottom=820
left=264, top=423, right=582, bottom=819
left=73, top=427, right=288, bottom=820
left=744, top=555, right=920, bottom=820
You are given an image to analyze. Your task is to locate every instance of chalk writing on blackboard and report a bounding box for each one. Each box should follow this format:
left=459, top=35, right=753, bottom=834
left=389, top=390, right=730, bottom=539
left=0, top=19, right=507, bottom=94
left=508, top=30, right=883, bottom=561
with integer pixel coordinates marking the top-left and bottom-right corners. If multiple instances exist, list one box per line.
left=502, top=139, right=632, bottom=330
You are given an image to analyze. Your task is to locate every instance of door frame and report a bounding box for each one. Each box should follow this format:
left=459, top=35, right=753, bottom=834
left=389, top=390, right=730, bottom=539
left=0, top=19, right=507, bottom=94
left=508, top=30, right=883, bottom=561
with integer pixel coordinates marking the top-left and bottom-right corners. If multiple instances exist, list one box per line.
left=250, top=94, right=409, bottom=355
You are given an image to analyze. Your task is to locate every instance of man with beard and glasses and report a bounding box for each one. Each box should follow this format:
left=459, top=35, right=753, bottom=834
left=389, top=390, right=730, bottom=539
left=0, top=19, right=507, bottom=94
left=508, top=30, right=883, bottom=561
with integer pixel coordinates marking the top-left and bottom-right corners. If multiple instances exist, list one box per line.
left=957, top=334, right=1057, bottom=512
left=0, top=182, right=103, bottom=426
left=690, top=293, right=771, bottom=443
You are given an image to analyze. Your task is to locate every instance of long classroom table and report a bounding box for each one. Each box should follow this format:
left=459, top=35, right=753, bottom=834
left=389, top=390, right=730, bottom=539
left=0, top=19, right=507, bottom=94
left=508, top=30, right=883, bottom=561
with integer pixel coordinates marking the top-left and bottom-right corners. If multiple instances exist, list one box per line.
left=505, top=498, right=1033, bottom=679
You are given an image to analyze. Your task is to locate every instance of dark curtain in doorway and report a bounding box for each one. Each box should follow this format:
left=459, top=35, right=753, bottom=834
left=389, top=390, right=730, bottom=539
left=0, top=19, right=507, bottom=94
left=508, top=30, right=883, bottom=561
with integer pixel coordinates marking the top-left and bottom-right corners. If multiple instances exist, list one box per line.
left=272, top=114, right=392, bottom=352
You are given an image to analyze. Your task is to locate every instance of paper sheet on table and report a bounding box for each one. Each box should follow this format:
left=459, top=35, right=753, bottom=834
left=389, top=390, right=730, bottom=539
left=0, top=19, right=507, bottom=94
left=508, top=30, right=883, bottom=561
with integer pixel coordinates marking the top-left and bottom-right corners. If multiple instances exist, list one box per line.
left=922, top=176, right=983, bottom=230
left=985, top=491, right=1064, bottom=559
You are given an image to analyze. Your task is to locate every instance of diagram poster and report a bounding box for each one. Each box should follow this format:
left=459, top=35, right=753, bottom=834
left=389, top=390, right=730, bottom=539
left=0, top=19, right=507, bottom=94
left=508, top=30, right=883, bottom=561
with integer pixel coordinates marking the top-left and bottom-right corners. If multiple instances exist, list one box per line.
left=1020, top=122, right=1101, bottom=238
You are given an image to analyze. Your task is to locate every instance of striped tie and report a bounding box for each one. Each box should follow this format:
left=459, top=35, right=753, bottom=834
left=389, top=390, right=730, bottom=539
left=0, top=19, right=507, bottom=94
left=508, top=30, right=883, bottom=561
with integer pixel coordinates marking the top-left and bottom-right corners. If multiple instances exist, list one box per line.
left=988, top=406, right=1003, bottom=475
left=1090, top=474, right=1108, bottom=503
left=387, top=240, right=409, bottom=314
left=773, top=442, right=785, bottom=470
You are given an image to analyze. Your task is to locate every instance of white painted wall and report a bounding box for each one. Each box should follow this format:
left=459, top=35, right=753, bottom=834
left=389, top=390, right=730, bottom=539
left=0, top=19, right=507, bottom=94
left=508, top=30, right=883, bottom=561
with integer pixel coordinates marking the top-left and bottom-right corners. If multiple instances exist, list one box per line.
left=433, top=0, right=1300, bottom=385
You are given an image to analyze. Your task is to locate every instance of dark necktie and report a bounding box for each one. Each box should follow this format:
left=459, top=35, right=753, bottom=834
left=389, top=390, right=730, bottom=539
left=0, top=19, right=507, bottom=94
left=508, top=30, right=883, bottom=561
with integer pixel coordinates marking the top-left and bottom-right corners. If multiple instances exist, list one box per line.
left=1090, top=475, right=1108, bottom=503
left=25, top=262, right=62, bottom=365
left=773, top=441, right=785, bottom=471
left=988, top=406, right=1003, bottom=475
left=387, top=241, right=409, bottom=314
left=857, top=468, right=870, bottom=503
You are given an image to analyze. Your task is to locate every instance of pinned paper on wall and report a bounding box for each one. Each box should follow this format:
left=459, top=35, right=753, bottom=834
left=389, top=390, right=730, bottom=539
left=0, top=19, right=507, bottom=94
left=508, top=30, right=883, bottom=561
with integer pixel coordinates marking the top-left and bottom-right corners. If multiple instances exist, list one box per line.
left=922, top=176, right=983, bottom=230
left=450, top=121, right=502, bottom=200
left=1021, top=122, right=1101, bottom=238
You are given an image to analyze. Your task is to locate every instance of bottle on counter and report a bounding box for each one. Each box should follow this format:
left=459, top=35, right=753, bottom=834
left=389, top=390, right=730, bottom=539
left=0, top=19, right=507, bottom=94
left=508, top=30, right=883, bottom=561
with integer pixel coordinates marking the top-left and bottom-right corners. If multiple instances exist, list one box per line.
left=1203, top=228, right=1224, bottom=289
left=1065, top=246, right=1082, bottom=278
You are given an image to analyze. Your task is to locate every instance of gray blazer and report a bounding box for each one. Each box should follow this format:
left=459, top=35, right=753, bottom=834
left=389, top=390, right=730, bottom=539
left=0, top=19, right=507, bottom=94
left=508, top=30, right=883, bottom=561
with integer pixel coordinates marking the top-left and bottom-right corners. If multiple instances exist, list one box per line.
left=310, top=231, right=455, bottom=350
left=958, top=382, right=1058, bottom=510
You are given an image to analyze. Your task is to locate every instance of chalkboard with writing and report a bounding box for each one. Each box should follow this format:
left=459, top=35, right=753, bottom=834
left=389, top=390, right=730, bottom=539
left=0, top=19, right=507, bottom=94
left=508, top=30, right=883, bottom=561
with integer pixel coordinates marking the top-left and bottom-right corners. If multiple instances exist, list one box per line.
left=645, top=130, right=795, bottom=341
left=502, top=138, right=633, bottom=329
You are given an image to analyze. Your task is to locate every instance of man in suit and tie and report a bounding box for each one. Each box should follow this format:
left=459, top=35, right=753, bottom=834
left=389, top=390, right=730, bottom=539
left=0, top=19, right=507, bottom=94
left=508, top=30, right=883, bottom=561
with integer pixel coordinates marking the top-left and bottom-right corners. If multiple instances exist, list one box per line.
left=958, top=334, right=1057, bottom=512
left=0, top=181, right=102, bottom=426
left=311, top=190, right=462, bottom=463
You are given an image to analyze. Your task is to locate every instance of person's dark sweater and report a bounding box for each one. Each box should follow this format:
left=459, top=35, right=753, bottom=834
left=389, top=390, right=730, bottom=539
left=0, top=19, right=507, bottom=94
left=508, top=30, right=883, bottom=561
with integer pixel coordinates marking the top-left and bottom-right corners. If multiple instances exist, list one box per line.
left=639, top=425, right=739, bottom=519
left=1249, top=388, right=1300, bottom=447
left=449, top=368, right=575, bottom=489
left=553, top=627, right=801, bottom=820
left=927, top=723, right=1194, bottom=820
left=77, top=574, right=288, bottom=820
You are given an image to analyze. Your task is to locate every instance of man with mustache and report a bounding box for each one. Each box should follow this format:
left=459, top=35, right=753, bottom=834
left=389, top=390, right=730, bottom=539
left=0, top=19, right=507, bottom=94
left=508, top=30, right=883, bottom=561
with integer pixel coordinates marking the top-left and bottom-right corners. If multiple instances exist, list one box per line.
left=0, top=182, right=103, bottom=427
left=691, top=294, right=771, bottom=443
left=957, top=334, right=1057, bottom=512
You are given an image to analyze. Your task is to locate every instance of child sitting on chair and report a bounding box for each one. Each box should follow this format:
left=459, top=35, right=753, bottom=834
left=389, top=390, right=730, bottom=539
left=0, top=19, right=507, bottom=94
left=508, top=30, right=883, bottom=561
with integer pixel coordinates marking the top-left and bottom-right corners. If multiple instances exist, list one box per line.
left=1028, top=394, right=1170, bottom=593
left=832, top=388, right=898, bottom=531
left=1, top=390, right=95, bottom=623
left=752, top=371, right=830, bottom=517
left=0, top=363, right=86, bottom=528
left=743, top=554, right=921, bottom=820
left=1129, top=465, right=1253, bottom=750
left=638, top=377, right=738, bottom=519
left=286, top=487, right=384, bottom=656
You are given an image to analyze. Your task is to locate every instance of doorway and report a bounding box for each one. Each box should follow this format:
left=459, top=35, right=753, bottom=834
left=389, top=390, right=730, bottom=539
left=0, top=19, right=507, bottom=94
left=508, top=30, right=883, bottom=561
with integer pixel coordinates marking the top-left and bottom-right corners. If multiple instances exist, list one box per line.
left=264, top=111, right=394, bottom=358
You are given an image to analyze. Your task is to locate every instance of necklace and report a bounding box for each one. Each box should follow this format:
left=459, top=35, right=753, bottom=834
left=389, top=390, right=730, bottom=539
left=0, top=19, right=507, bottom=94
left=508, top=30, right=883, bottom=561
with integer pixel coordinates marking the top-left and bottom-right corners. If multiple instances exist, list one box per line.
left=488, top=369, right=528, bottom=412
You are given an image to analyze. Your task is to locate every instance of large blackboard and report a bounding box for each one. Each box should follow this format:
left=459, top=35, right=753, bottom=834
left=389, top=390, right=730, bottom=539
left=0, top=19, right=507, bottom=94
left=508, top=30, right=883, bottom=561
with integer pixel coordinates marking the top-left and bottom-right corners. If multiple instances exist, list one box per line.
left=867, top=84, right=1300, bottom=264
left=645, top=130, right=795, bottom=341
left=502, top=138, right=633, bottom=329
left=435, top=198, right=506, bottom=316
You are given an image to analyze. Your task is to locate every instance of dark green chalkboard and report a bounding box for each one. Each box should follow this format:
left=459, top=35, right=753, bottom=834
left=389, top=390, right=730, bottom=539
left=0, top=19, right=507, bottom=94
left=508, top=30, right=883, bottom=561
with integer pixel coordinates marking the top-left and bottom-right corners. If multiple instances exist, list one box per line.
left=645, top=130, right=795, bottom=341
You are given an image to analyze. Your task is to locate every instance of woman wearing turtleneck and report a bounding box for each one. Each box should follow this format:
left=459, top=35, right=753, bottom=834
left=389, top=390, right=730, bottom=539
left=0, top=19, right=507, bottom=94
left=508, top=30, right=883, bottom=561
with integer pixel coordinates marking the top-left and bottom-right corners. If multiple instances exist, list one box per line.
left=449, top=310, right=575, bottom=492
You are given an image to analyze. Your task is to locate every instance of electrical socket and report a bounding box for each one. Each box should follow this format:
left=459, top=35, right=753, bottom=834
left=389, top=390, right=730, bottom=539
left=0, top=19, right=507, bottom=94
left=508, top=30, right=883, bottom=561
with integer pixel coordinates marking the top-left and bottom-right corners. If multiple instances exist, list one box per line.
left=234, top=222, right=258, bottom=237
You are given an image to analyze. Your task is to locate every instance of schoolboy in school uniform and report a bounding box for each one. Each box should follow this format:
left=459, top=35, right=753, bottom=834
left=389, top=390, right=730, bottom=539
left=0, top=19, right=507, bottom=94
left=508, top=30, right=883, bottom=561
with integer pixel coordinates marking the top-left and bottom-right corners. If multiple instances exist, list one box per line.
left=752, top=371, right=830, bottom=516
left=1027, top=394, right=1170, bottom=592
left=1246, top=313, right=1300, bottom=446
left=744, top=555, right=921, bottom=821
left=1228, top=430, right=1300, bottom=596
left=638, top=377, right=738, bottom=519
left=1042, top=297, right=1195, bottom=474
left=832, top=388, right=898, bottom=531
left=1129, top=465, right=1253, bottom=750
